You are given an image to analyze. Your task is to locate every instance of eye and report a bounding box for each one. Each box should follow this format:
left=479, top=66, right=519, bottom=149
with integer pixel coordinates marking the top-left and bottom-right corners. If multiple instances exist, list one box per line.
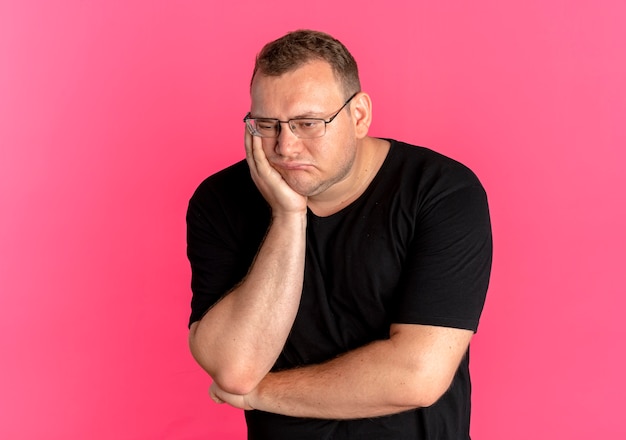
left=294, top=119, right=322, bottom=130
left=256, top=120, right=278, bottom=131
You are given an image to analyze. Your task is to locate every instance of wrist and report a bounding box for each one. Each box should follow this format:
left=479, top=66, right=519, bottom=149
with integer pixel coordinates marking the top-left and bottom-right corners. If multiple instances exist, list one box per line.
left=270, top=210, right=308, bottom=229
left=247, top=373, right=271, bottom=412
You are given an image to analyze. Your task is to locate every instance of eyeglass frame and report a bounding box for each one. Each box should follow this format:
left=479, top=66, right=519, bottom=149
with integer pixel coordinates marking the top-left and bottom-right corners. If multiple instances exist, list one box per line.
left=243, top=92, right=359, bottom=139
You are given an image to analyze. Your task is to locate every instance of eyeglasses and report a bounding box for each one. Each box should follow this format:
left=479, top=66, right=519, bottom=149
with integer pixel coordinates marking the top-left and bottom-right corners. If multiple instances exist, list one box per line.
left=243, top=92, right=358, bottom=139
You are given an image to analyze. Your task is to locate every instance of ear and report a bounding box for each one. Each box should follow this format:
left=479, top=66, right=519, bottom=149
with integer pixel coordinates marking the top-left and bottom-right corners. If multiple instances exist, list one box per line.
left=351, top=92, right=372, bottom=139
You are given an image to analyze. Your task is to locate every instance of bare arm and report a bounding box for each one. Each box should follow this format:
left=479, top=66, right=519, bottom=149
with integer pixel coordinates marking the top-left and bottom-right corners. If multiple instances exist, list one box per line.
left=189, top=132, right=308, bottom=395
left=210, top=323, right=473, bottom=419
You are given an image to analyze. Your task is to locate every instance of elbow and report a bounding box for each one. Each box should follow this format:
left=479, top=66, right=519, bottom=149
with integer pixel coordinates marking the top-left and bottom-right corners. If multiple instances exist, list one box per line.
left=403, top=386, right=449, bottom=409
left=415, top=385, right=448, bottom=408
left=192, top=357, right=262, bottom=396
left=211, top=369, right=261, bottom=396
left=188, top=325, right=264, bottom=395
left=402, top=371, right=455, bottom=409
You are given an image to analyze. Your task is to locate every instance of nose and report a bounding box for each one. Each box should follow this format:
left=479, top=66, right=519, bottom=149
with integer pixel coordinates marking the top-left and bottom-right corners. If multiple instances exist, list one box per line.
left=275, top=121, right=302, bottom=158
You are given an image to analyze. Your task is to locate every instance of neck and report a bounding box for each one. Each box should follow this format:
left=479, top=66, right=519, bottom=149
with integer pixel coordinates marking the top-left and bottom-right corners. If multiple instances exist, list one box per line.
left=308, top=138, right=390, bottom=217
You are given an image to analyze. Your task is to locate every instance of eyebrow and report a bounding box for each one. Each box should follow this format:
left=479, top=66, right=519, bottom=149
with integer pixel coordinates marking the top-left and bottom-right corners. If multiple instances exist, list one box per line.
left=251, top=106, right=330, bottom=120
left=292, top=108, right=329, bottom=118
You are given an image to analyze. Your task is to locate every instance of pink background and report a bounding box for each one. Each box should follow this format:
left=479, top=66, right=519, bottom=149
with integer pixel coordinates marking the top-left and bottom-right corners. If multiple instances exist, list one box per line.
left=1, top=1, right=624, bottom=438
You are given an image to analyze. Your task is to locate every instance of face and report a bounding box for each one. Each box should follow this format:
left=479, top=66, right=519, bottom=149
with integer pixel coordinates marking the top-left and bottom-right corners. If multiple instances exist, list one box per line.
left=250, top=60, right=359, bottom=199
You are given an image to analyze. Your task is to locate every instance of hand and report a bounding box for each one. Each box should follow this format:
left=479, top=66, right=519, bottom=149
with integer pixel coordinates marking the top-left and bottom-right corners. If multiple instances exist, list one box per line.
left=244, top=130, right=307, bottom=215
left=209, top=381, right=254, bottom=411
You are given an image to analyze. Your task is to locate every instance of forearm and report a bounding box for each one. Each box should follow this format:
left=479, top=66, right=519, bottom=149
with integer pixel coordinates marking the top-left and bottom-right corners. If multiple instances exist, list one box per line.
left=189, top=212, right=307, bottom=394
left=234, top=325, right=473, bottom=419
left=252, top=340, right=420, bottom=419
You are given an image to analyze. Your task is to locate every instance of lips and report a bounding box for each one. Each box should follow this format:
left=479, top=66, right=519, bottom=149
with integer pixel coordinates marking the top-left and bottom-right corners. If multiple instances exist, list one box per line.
left=271, top=161, right=312, bottom=171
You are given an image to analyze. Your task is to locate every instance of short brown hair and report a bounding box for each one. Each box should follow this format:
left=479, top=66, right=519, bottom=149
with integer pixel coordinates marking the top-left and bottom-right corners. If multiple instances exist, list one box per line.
left=251, top=29, right=361, bottom=98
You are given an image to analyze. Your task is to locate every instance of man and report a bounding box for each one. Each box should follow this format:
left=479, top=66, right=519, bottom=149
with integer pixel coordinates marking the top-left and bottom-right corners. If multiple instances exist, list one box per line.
left=187, top=30, right=492, bottom=439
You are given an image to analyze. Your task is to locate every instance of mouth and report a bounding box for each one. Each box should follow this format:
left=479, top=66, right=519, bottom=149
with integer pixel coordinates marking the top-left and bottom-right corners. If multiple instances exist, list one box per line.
left=271, top=161, right=312, bottom=171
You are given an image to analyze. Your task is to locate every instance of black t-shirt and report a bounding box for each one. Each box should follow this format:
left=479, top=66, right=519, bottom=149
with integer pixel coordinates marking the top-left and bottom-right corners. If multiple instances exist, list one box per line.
left=187, top=139, right=493, bottom=439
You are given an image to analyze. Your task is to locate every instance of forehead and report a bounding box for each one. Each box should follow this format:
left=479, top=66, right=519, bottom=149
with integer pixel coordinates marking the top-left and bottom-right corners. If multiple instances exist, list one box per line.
left=250, top=60, right=344, bottom=116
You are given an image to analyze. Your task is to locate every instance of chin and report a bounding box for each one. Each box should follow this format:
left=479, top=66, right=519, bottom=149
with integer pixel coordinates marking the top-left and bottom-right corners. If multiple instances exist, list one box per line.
left=284, top=178, right=321, bottom=197
left=288, top=183, right=317, bottom=197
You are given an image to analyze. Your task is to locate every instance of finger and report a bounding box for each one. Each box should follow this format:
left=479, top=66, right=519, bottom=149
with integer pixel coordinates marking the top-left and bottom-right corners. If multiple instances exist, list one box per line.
left=209, top=384, right=225, bottom=404
left=245, top=129, right=269, bottom=177
left=244, top=126, right=253, bottom=159
left=245, top=131, right=263, bottom=185
left=249, top=134, right=275, bottom=178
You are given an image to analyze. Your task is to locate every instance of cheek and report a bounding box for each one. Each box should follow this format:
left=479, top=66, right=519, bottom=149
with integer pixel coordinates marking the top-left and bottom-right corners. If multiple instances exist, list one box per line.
left=260, top=138, right=277, bottom=154
left=324, top=133, right=355, bottom=163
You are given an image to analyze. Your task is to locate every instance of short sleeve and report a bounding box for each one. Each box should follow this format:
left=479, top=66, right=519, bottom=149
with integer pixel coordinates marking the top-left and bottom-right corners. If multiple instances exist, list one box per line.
left=186, top=162, right=270, bottom=327
left=392, top=182, right=492, bottom=332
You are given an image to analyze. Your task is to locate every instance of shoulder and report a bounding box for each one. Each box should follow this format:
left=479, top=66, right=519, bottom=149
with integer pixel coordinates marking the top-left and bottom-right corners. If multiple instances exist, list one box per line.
left=387, top=140, right=482, bottom=184
left=191, top=160, right=253, bottom=199
left=187, top=160, right=267, bottom=222
left=190, top=160, right=260, bottom=204
left=378, top=139, right=487, bottom=206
